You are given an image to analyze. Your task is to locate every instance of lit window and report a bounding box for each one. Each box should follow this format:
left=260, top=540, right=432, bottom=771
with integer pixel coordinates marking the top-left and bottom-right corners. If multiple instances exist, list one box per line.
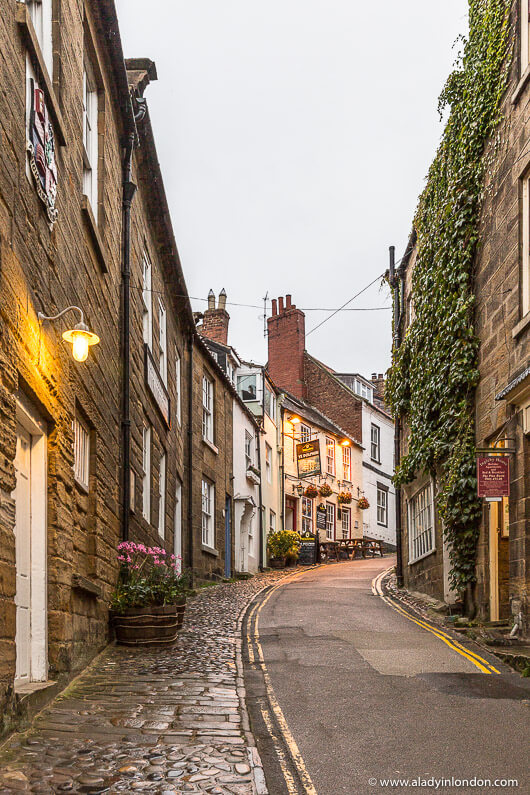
left=325, top=502, right=335, bottom=540
left=522, top=177, right=530, bottom=317
left=300, top=424, right=311, bottom=443
left=371, top=424, right=381, bottom=462
left=377, top=487, right=388, bottom=527
left=201, top=479, right=214, bottom=547
left=158, top=453, right=166, bottom=539
left=142, top=422, right=151, bottom=522
left=142, top=253, right=153, bottom=350
left=342, top=445, right=351, bottom=482
left=202, top=376, right=214, bottom=442
left=245, top=431, right=253, bottom=469
left=269, top=509, right=276, bottom=533
left=73, top=416, right=90, bottom=491
left=158, top=300, right=167, bottom=384
left=341, top=507, right=351, bottom=539
left=326, top=437, right=335, bottom=475
left=175, top=353, right=182, bottom=424
left=302, top=497, right=313, bottom=534
left=521, top=0, right=530, bottom=74
left=408, top=483, right=434, bottom=563
left=265, top=443, right=272, bottom=483
left=82, top=61, right=98, bottom=220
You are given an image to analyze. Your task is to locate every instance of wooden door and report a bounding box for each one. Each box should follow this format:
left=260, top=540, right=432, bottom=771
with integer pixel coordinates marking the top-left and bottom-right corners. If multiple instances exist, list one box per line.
left=14, top=425, right=32, bottom=684
left=285, top=497, right=297, bottom=532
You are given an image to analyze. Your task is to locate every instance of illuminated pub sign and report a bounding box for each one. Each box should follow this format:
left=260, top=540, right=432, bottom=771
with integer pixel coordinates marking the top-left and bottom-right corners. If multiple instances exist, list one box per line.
left=296, top=439, right=321, bottom=478
left=477, top=456, right=510, bottom=499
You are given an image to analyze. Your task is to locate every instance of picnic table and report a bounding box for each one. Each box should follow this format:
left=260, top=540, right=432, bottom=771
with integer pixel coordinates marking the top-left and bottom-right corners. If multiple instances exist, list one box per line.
left=319, top=538, right=384, bottom=562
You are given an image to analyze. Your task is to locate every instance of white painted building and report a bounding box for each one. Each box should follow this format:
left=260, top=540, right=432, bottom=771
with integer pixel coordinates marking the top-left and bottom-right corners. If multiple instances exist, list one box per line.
left=232, top=400, right=261, bottom=574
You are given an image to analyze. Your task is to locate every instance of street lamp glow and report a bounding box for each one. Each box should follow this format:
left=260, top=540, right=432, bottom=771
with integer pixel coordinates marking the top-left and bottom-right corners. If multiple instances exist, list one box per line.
left=289, top=415, right=301, bottom=424
left=63, top=324, right=100, bottom=362
left=341, top=439, right=351, bottom=446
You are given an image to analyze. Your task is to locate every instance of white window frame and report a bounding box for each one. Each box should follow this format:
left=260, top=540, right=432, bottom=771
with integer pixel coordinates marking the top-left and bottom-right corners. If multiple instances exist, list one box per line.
left=301, top=497, right=313, bottom=534
left=202, top=376, right=214, bottom=442
left=73, top=415, right=90, bottom=492
left=326, top=437, right=335, bottom=475
left=377, top=486, right=388, bottom=527
left=341, top=507, right=351, bottom=539
left=245, top=431, right=253, bottom=469
left=371, top=424, right=381, bottom=463
left=522, top=177, right=530, bottom=317
left=201, top=479, right=214, bottom=548
left=175, top=353, right=182, bottom=425
left=408, top=481, right=435, bottom=564
left=142, top=253, right=153, bottom=351
left=265, top=442, right=272, bottom=483
left=325, top=502, right=335, bottom=540
left=130, top=469, right=136, bottom=513
left=28, top=0, right=53, bottom=76
left=142, top=422, right=151, bottom=522
left=158, top=300, right=167, bottom=385
left=354, top=379, right=373, bottom=403
left=82, top=60, right=98, bottom=221
left=158, top=452, right=166, bottom=539
left=269, top=509, right=276, bottom=533
left=342, top=445, right=351, bottom=482
left=521, top=0, right=530, bottom=74
left=300, top=423, right=311, bottom=443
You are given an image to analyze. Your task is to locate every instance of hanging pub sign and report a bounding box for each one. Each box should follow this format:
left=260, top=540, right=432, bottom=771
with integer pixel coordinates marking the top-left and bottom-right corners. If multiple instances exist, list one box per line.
left=296, top=439, right=321, bottom=478
left=27, top=80, right=58, bottom=224
left=477, top=456, right=510, bottom=499
left=316, top=503, right=327, bottom=531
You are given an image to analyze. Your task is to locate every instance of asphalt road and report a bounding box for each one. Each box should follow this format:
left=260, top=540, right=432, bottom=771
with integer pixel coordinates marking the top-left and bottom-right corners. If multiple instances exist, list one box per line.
left=244, top=560, right=530, bottom=795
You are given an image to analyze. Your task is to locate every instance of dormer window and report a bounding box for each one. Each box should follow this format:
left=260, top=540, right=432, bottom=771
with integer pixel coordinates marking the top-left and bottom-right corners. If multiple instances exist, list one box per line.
left=353, top=378, right=373, bottom=403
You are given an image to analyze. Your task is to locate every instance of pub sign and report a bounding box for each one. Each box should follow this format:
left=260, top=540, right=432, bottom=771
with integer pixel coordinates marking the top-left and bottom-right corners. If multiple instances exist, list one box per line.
left=477, top=456, right=510, bottom=499
left=296, top=439, right=321, bottom=478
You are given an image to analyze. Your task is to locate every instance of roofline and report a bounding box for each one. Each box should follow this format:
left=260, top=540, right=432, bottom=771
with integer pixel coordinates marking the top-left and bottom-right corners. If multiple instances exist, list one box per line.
left=281, top=389, right=363, bottom=450
left=98, top=1, right=137, bottom=139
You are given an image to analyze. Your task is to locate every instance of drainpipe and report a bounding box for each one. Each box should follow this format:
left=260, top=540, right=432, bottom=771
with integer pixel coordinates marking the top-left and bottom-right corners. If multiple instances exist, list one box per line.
left=120, top=133, right=137, bottom=541
left=390, top=245, right=404, bottom=586
left=187, top=332, right=194, bottom=570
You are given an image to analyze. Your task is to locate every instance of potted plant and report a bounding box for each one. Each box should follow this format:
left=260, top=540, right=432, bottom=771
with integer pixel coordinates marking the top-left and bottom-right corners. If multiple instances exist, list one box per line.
left=304, top=484, right=319, bottom=499
left=337, top=491, right=352, bottom=504
left=267, top=530, right=301, bottom=568
left=110, top=542, right=191, bottom=646
left=357, top=496, right=370, bottom=510
left=319, top=483, right=332, bottom=497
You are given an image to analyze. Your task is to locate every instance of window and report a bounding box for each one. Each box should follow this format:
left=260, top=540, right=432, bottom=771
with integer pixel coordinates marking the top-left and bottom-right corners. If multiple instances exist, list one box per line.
left=202, top=376, right=214, bottom=442
left=408, top=483, right=434, bottom=563
left=175, top=353, right=182, bottom=424
left=269, top=509, right=276, bottom=533
left=201, top=479, right=214, bottom=548
left=265, top=442, right=272, bottom=483
left=142, top=423, right=151, bottom=522
left=142, top=253, right=153, bottom=350
left=227, top=360, right=234, bottom=384
left=264, top=388, right=276, bottom=419
left=326, top=437, right=335, bottom=475
left=82, top=60, right=98, bottom=220
left=158, top=453, right=166, bottom=539
left=158, top=300, right=167, bottom=384
left=325, top=502, right=335, bottom=540
left=28, top=0, right=53, bottom=75
left=301, top=497, right=313, bottom=534
left=342, top=445, right=351, bottom=482
left=130, top=469, right=136, bottom=512
left=245, top=431, right=253, bottom=469
left=522, top=177, right=530, bottom=317
left=73, top=416, right=90, bottom=491
left=377, top=486, right=388, bottom=527
left=521, top=0, right=530, bottom=74
left=354, top=379, right=373, bottom=403
left=237, top=373, right=257, bottom=402
left=300, top=424, right=311, bottom=443
left=371, top=424, right=381, bottom=462
left=341, top=507, right=351, bottom=539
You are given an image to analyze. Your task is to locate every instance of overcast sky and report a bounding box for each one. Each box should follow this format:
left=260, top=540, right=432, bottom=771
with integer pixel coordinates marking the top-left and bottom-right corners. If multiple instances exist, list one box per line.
left=115, top=0, right=468, bottom=376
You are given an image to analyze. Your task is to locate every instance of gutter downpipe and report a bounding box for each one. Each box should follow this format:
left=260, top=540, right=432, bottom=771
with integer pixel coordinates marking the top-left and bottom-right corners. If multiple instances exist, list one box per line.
left=187, top=332, right=194, bottom=571
left=390, top=245, right=404, bottom=587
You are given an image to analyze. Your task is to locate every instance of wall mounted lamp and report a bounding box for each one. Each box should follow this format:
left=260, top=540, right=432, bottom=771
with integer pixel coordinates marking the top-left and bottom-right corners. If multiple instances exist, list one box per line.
left=289, top=415, right=301, bottom=424
left=38, top=306, right=100, bottom=362
left=340, top=439, right=350, bottom=446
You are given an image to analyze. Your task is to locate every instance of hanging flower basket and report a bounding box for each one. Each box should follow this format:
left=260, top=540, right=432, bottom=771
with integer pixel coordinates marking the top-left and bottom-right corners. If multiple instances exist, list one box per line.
left=357, top=496, right=370, bottom=510
left=337, top=491, right=352, bottom=505
left=304, top=484, right=319, bottom=499
left=319, top=483, right=332, bottom=497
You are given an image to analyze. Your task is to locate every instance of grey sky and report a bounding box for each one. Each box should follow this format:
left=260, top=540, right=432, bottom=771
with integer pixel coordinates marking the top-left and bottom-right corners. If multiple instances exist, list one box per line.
left=116, top=0, right=468, bottom=376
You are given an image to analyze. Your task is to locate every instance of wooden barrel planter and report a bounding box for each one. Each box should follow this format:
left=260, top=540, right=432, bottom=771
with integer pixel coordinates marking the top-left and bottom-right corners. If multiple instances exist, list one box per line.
left=269, top=556, right=286, bottom=569
left=112, top=599, right=186, bottom=647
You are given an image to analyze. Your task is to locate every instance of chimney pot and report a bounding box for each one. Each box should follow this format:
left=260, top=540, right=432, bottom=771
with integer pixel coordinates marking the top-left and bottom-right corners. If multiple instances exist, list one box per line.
left=219, top=288, right=227, bottom=310
left=272, top=299, right=278, bottom=316
left=372, top=373, right=377, bottom=379
left=286, top=294, right=292, bottom=309
left=208, top=289, right=215, bottom=310
left=379, top=373, right=384, bottom=379
left=279, top=296, right=284, bottom=313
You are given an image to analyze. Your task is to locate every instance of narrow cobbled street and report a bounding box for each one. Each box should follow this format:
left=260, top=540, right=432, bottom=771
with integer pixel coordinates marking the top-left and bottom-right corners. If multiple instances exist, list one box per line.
left=0, top=573, right=288, bottom=794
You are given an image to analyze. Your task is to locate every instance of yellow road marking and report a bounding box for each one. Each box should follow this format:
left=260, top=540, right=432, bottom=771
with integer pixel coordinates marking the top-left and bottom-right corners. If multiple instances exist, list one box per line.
left=371, top=570, right=501, bottom=675
left=258, top=701, right=298, bottom=794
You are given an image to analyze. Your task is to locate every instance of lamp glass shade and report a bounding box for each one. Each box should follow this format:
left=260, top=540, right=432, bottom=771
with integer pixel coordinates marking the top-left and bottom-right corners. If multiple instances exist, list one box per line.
left=341, top=439, right=351, bottom=446
left=290, top=415, right=301, bottom=424
left=62, top=326, right=100, bottom=362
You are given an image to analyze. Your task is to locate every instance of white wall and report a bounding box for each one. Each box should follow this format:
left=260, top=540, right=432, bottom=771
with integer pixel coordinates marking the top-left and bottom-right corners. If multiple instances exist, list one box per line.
left=232, top=400, right=260, bottom=573
left=361, top=403, right=396, bottom=547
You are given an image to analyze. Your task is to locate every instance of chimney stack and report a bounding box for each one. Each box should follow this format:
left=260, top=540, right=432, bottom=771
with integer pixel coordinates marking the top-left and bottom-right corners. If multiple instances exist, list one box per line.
left=199, top=288, right=230, bottom=346
left=370, top=372, right=386, bottom=404
left=267, top=294, right=306, bottom=399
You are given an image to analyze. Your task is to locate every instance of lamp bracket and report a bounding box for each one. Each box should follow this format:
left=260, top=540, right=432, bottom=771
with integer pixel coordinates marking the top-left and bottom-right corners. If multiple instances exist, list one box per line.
left=38, top=306, right=85, bottom=327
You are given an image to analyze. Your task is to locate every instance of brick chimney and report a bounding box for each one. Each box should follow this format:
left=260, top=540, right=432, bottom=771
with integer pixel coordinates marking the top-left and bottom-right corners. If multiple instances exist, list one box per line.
left=199, top=289, right=230, bottom=345
left=371, top=372, right=386, bottom=402
left=267, top=294, right=306, bottom=399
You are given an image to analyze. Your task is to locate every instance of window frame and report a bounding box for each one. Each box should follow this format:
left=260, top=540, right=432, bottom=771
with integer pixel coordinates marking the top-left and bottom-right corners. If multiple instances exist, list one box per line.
left=300, top=423, right=312, bottom=443
left=341, top=506, right=351, bottom=539
left=73, top=415, right=90, bottom=492
left=342, top=445, right=351, bottom=482
left=522, top=176, right=530, bottom=317
left=158, top=452, right=166, bottom=539
left=301, top=497, right=313, bottom=534
left=202, top=375, right=214, bottom=443
left=244, top=431, right=253, bottom=470
left=82, top=58, right=99, bottom=221
left=142, top=252, right=153, bottom=351
left=325, top=502, right=335, bottom=540
left=27, top=0, right=53, bottom=77
left=158, top=299, right=167, bottom=385
left=325, top=437, right=335, bottom=476
left=142, top=422, right=151, bottom=522
left=265, top=442, right=272, bottom=483
left=201, top=478, right=215, bottom=548
left=370, top=423, right=381, bottom=463
left=269, top=509, right=276, bottom=533
left=408, top=481, right=435, bottom=564
left=377, top=485, right=388, bottom=527
left=175, top=352, right=182, bottom=425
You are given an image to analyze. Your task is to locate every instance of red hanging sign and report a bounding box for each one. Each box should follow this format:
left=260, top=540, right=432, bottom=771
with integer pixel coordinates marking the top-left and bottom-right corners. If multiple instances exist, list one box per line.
left=477, top=456, right=510, bottom=499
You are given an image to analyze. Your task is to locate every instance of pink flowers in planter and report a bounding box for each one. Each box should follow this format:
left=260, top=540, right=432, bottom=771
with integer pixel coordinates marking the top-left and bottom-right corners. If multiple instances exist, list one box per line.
left=117, top=541, right=181, bottom=571
left=111, top=541, right=189, bottom=613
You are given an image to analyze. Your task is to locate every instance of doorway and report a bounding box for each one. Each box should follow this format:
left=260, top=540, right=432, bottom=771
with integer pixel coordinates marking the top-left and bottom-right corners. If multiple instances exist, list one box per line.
left=14, top=397, right=47, bottom=688
left=488, top=496, right=510, bottom=622
left=285, top=497, right=297, bottom=532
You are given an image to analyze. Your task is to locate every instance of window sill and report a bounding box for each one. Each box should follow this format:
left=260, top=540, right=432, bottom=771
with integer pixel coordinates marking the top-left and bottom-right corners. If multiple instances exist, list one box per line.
left=201, top=543, right=219, bottom=557
left=371, top=458, right=381, bottom=465
left=74, top=477, right=89, bottom=495
left=17, top=4, right=67, bottom=146
left=512, top=311, right=530, bottom=340
left=511, top=64, right=530, bottom=106
left=81, top=196, right=109, bottom=274
left=409, top=547, right=436, bottom=566
left=202, top=437, right=219, bottom=455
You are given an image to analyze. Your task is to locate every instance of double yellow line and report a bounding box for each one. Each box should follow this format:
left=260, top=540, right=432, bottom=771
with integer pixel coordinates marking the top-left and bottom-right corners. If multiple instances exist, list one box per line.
left=371, top=568, right=501, bottom=675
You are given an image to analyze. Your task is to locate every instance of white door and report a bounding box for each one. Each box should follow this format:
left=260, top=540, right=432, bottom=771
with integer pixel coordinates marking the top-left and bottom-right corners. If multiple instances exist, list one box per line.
left=14, top=425, right=31, bottom=684
left=174, top=481, right=182, bottom=573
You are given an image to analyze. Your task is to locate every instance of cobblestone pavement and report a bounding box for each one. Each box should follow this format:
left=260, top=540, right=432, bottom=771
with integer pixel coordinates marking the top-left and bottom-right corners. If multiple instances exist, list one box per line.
left=0, top=571, right=291, bottom=794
